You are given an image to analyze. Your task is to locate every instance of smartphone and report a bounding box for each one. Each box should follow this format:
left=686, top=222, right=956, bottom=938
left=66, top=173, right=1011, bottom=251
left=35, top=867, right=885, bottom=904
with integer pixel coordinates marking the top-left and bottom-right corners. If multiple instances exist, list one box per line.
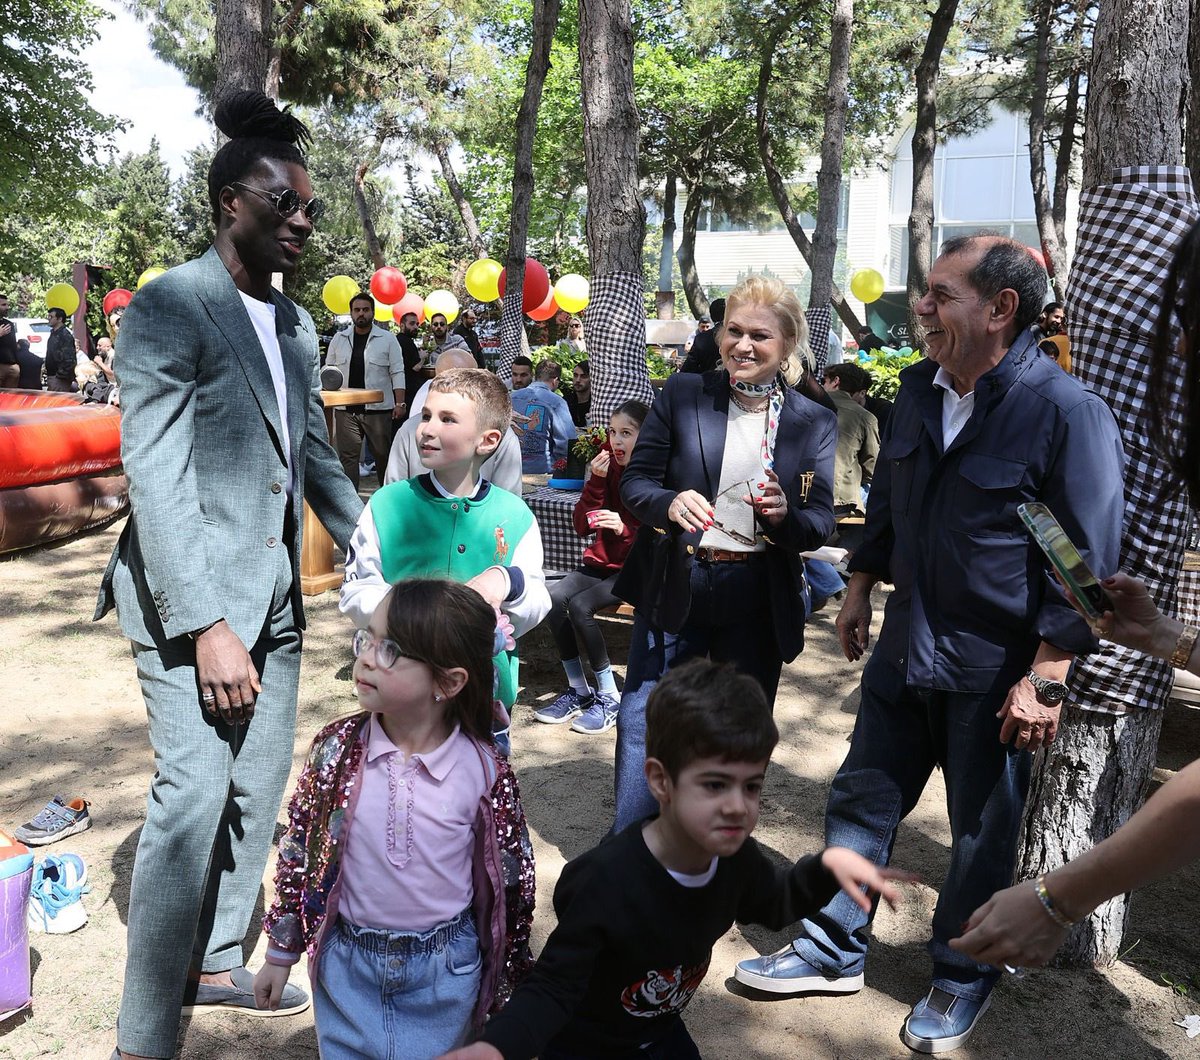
left=1018, top=502, right=1112, bottom=621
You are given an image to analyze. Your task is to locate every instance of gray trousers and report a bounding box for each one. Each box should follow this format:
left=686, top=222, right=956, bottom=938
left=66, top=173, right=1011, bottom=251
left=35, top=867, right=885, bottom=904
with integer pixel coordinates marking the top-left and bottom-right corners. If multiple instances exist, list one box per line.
left=334, top=408, right=393, bottom=490
left=117, top=550, right=301, bottom=1057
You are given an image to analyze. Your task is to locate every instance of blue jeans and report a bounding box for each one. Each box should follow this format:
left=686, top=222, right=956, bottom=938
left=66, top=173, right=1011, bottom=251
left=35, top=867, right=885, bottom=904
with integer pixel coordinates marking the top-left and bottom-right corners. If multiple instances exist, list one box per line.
left=803, top=559, right=845, bottom=614
left=613, top=557, right=783, bottom=832
left=792, top=659, right=1031, bottom=1002
left=314, top=911, right=480, bottom=1059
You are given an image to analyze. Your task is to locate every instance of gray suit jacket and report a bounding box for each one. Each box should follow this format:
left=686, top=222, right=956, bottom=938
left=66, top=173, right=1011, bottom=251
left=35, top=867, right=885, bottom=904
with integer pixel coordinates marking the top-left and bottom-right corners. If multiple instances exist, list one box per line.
left=95, top=247, right=363, bottom=648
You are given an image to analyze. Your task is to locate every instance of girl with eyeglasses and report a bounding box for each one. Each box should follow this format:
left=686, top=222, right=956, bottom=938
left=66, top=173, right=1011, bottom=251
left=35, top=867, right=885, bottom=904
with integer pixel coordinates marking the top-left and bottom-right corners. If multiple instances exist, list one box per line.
left=253, top=579, right=535, bottom=1056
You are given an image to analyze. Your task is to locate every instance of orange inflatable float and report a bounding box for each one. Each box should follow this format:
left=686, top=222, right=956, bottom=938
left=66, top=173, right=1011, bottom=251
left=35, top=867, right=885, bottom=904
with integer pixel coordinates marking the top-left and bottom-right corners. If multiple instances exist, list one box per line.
left=0, top=391, right=128, bottom=553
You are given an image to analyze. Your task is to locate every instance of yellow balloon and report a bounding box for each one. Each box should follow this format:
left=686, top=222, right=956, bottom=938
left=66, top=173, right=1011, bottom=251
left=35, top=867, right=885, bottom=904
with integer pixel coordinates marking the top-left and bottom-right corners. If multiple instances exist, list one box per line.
left=374, top=297, right=393, bottom=323
left=322, top=275, right=359, bottom=315
left=849, top=268, right=885, bottom=304
left=554, top=273, right=590, bottom=314
left=45, top=282, right=80, bottom=316
left=464, top=258, right=502, bottom=302
left=137, top=267, right=166, bottom=289
left=424, top=289, right=460, bottom=325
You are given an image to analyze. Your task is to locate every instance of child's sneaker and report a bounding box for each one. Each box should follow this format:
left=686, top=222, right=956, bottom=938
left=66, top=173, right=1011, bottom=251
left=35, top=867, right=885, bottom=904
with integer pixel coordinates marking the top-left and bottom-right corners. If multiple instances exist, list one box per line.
left=570, top=692, right=620, bottom=734
left=534, top=689, right=592, bottom=724
left=14, top=796, right=92, bottom=846
left=27, top=854, right=89, bottom=934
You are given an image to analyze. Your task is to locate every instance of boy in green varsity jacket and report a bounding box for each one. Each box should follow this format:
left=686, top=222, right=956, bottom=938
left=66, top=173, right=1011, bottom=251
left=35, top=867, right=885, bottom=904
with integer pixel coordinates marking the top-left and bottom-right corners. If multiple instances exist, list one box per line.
left=340, top=368, right=551, bottom=724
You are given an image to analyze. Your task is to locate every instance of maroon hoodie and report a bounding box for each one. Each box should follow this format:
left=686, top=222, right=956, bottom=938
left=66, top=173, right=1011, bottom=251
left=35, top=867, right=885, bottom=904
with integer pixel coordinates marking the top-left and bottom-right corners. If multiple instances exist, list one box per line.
left=572, top=448, right=639, bottom=573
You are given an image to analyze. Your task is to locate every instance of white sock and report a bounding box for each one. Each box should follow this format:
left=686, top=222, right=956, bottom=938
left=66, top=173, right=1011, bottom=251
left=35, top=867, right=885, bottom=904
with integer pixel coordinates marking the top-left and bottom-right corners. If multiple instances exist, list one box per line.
left=594, top=666, right=618, bottom=696
left=563, top=658, right=591, bottom=696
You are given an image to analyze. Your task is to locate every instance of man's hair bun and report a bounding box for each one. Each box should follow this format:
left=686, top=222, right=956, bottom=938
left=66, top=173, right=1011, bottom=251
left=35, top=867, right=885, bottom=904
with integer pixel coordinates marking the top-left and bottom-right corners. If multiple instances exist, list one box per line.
left=213, top=89, right=312, bottom=149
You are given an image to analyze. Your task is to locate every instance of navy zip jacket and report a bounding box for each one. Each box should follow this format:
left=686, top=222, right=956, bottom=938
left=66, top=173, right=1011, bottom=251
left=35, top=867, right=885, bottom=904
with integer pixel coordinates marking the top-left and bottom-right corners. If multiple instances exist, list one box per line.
left=850, top=331, right=1126, bottom=696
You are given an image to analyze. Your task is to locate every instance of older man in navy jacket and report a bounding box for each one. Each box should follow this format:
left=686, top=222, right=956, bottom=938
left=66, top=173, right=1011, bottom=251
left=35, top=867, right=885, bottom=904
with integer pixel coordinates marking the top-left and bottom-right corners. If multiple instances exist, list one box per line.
left=734, top=236, right=1125, bottom=1054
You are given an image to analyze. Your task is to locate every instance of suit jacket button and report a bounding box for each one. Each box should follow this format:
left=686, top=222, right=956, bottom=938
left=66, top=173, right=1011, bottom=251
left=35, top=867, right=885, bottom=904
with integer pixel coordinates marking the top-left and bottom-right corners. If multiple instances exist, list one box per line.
left=271, top=482, right=282, bottom=494
left=266, top=537, right=277, bottom=548
left=686, top=545, right=695, bottom=555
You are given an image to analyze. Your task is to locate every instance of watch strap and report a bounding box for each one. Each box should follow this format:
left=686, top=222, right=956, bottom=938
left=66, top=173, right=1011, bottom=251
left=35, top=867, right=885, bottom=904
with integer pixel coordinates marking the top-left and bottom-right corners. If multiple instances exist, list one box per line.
left=1170, top=624, right=1199, bottom=669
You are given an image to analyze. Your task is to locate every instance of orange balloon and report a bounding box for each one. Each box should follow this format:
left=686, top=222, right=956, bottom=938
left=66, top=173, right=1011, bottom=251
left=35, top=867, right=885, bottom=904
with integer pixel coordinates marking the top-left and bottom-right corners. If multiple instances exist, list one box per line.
left=526, top=291, right=558, bottom=322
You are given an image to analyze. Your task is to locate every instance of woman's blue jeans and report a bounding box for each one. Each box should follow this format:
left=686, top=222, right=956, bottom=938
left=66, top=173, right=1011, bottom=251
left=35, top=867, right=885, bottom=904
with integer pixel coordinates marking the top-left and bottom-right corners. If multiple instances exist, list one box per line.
left=613, top=557, right=782, bottom=833
left=314, top=910, right=480, bottom=1059
left=792, top=658, right=1031, bottom=1002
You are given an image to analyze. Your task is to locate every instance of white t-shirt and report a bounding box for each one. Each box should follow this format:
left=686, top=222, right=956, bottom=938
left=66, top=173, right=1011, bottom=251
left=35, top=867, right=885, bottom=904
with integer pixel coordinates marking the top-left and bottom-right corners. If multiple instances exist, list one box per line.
left=238, top=291, right=294, bottom=498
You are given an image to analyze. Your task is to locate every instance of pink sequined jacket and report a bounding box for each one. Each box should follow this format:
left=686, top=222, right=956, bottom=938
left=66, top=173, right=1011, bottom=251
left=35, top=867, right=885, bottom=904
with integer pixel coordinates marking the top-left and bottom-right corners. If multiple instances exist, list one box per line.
left=261, top=713, right=536, bottom=1024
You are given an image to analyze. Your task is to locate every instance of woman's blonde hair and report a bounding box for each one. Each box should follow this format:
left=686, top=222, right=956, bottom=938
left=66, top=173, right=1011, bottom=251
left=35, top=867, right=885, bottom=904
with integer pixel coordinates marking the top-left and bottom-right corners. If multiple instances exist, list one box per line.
left=722, top=275, right=811, bottom=386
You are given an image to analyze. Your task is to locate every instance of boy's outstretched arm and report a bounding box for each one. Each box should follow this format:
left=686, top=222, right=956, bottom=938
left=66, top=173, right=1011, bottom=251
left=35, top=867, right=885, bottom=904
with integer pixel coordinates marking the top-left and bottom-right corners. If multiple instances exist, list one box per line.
left=821, top=847, right=918, bottom=913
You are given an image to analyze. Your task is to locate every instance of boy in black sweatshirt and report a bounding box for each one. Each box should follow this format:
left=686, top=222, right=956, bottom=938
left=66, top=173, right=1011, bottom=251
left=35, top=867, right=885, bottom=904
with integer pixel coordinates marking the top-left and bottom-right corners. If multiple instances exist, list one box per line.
left=442, top=659, right=912, bottom=1059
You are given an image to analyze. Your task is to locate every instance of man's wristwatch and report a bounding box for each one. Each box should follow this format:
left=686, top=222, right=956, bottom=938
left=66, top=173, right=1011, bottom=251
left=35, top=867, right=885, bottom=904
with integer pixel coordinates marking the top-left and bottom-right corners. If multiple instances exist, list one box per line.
left=1026, top=668, right=1069, bottom=703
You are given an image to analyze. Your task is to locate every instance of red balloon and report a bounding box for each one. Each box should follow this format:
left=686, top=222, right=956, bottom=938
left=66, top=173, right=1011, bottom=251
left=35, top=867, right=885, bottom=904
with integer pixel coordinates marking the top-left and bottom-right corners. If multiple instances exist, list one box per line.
left=498, top=258, right=551, bottom=313
left=527, top=291, right=558, bottom=321
left=102, top=289, right=133, bottom=316
left=370, top=267, right=407, bottom=305
left=391, top=291, right=425, bottom=326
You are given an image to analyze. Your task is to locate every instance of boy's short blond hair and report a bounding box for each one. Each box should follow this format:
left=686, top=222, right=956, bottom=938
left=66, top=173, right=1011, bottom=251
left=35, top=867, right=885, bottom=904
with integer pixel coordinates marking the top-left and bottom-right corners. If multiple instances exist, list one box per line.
left=428, top=368, right=512, bottom=435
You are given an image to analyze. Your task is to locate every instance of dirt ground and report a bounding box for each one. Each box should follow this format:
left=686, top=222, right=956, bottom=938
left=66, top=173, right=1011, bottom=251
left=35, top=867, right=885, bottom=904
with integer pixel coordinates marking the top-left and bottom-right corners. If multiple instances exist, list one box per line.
left=2, top=516, right=1200, bottom=1059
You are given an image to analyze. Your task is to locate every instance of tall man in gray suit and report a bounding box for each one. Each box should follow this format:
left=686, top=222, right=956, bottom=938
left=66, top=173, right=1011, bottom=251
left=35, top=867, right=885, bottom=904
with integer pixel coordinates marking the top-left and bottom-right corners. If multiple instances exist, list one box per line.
left=95, top=92, right=363, bottom=1059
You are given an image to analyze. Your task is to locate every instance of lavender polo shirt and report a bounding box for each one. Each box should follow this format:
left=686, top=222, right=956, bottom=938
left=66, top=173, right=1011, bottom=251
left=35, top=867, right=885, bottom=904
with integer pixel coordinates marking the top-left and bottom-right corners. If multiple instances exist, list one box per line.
left=338, top=718, right=488, bottom=934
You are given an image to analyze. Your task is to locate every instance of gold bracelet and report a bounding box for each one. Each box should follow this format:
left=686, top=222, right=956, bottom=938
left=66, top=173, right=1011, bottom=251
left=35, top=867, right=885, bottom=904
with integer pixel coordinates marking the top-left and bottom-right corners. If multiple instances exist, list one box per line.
left=1170, top=624, right=1199, bottom=669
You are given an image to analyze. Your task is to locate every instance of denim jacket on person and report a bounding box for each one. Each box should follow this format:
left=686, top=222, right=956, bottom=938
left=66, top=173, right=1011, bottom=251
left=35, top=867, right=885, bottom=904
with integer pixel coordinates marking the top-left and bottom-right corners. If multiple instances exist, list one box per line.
left=850, top=331, right=1126, bottom=696
left=261, top=714, right=536, bottom=1026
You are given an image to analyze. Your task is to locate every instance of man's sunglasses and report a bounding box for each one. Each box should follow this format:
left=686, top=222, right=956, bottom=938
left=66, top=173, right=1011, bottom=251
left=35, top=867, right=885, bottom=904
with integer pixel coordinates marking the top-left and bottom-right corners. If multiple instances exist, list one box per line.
left=232, top=181, right=326, bottom=225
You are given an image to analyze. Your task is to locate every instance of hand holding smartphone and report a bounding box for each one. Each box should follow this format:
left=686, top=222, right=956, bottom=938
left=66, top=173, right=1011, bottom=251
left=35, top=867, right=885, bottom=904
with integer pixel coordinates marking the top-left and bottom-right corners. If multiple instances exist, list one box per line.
left=1018, top=502, right=1113, bottom=621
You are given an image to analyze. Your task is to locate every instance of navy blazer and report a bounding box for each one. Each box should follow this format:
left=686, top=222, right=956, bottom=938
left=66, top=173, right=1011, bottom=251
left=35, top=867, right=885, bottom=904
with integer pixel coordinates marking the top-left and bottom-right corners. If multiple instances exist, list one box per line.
left=615, top=370, right=837, bottom=661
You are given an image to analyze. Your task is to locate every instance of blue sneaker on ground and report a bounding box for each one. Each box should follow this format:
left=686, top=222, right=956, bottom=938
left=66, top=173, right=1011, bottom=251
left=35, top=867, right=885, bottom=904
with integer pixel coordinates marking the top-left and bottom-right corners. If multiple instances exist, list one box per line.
left=901, top=986, right=991, bottom=1053
left=733, top=943, right=864, bottom=994
left=570, top=692, right=620, bottom=734
left=14, top=796, right=92, bottom=846
left=535, top=689, right=592, bottom=724
left=27, top=853, right=90, bottom=934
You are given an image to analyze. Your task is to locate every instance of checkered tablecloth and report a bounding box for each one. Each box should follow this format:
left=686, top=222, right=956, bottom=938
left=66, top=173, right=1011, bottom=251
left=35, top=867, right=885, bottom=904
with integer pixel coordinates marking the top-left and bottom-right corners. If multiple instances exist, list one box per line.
left=525, top=485, right=585, bottom=574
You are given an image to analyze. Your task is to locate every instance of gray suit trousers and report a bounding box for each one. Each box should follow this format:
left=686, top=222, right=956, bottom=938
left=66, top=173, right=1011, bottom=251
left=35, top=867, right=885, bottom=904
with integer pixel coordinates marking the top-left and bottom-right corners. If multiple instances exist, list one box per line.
left=117, top=547, right=301, bottom=1058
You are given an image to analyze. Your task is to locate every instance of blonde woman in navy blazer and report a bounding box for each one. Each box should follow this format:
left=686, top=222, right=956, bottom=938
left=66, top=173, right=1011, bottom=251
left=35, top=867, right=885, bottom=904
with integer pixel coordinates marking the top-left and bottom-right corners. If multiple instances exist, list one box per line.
left=612, top=276, right=838, bottom=829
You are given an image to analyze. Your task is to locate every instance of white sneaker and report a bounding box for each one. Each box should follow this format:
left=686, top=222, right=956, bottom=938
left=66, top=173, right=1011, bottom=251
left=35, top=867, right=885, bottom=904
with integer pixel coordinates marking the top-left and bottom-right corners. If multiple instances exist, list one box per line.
left=27, top=854, right=89, bottom=934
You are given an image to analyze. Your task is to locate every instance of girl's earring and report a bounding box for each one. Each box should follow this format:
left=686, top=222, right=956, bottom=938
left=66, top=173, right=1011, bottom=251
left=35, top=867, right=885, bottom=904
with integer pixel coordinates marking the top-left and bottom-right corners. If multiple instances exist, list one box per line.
left=434, top=694, right=443, bottom=702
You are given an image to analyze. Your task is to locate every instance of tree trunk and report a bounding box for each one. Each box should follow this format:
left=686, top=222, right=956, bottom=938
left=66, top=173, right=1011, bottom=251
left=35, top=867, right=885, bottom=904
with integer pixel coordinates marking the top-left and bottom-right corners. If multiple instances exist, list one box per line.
left=1052, top=60, right=1082, bottom=253
left=676, top=185, right=708, bottom=319
left=755, top=27, right=861, bottom=334
left=1080, top=0, right=1189, bottom=188
left=214, top=0, right=272, bottom=99
left=1016, top=0, right=1195, bottom=966
left=658, top=173, right=677, bottom=294
left=264, top=0, right=306, bottom=99
left=497, top=0, right=563, bottom=382
left=1189, top=0, right=1200, bottom=189
left=1028, top=0, right=1069, bottom=301
left=906, top=0, right=960, bottom=340
left=809, top=0, right=853, bottom=309
left=1019, top=706, right=1166, bottom=963
left=578, top=0, right=652, bottom=421
left=353, top=160, right=387, bottom=270
left=434, top=139, right=488, bottom=260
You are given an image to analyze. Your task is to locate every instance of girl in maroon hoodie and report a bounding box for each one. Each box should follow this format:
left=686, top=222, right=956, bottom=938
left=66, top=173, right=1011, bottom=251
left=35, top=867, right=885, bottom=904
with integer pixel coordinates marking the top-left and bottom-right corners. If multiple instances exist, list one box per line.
left=534, top=400, right=649, bottom=735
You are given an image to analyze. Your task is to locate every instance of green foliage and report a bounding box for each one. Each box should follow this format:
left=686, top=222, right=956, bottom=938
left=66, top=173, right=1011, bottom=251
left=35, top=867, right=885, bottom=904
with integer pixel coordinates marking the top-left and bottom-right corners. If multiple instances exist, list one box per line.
left=0, top=0, right=122, bottom=274
left=532, top=342, right=673, bottom=382
left=862, top=348, right=921, bottom=400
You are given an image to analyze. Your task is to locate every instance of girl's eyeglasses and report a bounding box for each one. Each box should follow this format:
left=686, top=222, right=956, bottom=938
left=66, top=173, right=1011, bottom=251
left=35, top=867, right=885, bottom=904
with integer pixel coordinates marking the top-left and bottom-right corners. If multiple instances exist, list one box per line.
left=352, top=628, right=405, bottom=670
left=232, top=181, right=327, bottom=225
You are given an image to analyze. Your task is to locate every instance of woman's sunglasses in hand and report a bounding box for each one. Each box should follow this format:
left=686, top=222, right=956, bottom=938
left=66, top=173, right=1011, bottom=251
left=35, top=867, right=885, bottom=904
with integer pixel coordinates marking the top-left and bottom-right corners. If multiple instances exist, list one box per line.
left=708, top=480, right=759, bottom=547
